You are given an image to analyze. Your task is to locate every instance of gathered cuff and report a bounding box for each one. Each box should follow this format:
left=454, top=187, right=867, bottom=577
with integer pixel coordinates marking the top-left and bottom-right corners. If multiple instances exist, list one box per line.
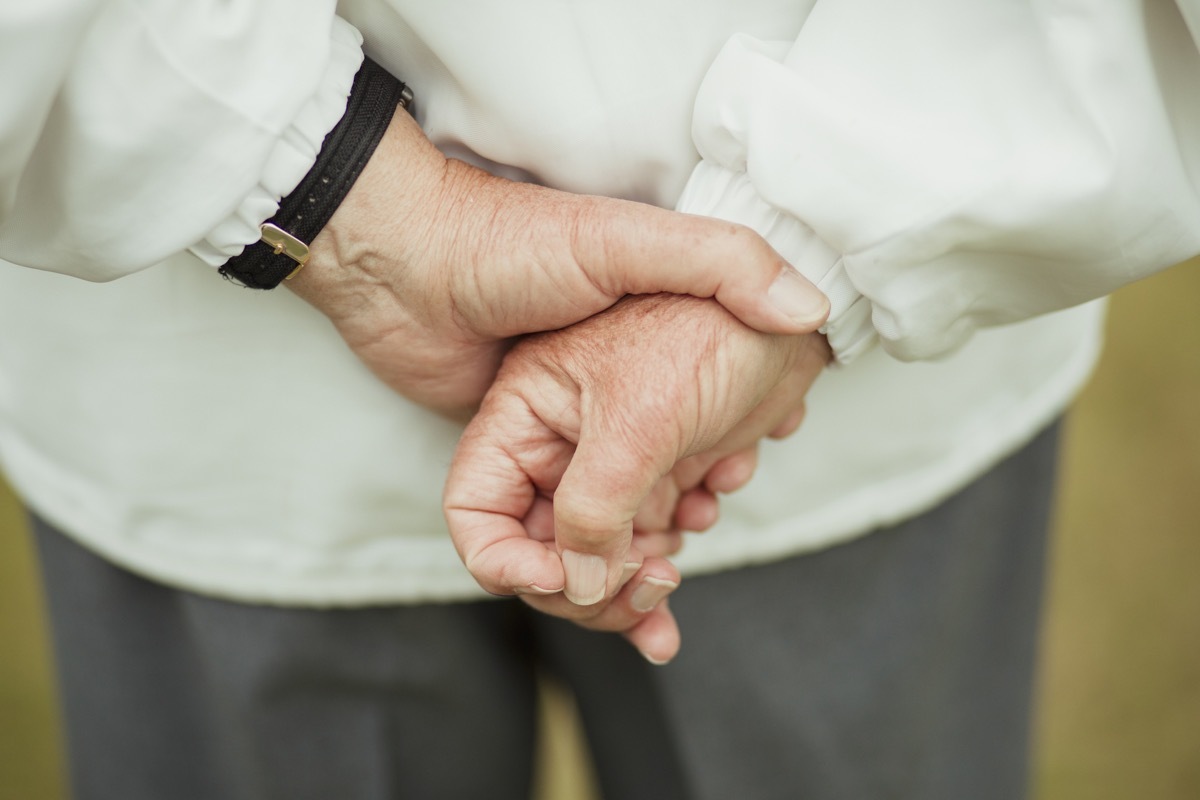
left=677, top=161, right=878, bottom=364
left=188, top=19, right=363, bottom=268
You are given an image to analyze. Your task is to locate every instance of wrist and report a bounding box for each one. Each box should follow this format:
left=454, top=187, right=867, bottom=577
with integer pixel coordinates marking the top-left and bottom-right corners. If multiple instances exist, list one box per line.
left=219, top=57, right=412, bottom=290
left=287, top=110, right=448, bottom=321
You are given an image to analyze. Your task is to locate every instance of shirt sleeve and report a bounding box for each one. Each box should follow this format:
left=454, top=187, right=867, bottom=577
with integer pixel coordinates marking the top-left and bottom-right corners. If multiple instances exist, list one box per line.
left=678, top=0, right=1200, bottom=363
left=0, top=0, right=363, bottom=281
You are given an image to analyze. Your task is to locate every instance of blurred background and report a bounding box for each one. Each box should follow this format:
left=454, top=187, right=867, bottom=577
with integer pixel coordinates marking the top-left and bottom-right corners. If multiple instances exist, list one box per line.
left=1, top=262, right=1197, bottom=800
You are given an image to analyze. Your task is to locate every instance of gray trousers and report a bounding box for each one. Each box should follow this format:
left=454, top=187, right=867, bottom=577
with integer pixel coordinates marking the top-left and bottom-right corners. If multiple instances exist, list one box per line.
left=32, top=423, right=1059, bottom=800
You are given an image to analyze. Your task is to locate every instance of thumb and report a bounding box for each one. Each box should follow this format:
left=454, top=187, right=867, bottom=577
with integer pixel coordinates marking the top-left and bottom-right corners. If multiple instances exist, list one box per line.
left=552, top=415, right=679, bottom=606
left=574, top=199, right=830, bottom=335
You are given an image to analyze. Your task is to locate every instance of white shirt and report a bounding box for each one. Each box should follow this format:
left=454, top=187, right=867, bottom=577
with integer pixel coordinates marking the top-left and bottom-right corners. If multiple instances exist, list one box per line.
left=0, top=1, right=1194, bottom=603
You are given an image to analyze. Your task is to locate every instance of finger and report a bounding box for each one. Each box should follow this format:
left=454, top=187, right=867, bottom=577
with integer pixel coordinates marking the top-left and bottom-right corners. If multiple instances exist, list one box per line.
left=672, top=487, right=720, bottom=533
left=552, top=417, right=677, bottom=606
left=767, top=403, right=807, bottom=440
left=520, top=558, right=682, bottom=665
left=618, top=555, right=645, bottom=591
left=661, top=450, right=722, bottom=495
left=703, top=446, right=760, bottom=494
left=632, top=475, right=682, bottom=534
left=575, top=199, right=830, bottom=335
left=443, top=395, right=571, bottom=596
left=622, top=599, right=681, bottom=665
left=520, top=557, right=678, bottom=624
left=523, top=493, right=557, bottom=543
left=447, top=496, right=566, bottom=597
left=631, top=528, right=685, bottom=558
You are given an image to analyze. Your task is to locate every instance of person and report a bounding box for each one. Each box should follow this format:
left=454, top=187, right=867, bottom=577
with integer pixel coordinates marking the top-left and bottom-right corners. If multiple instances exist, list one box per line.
left=2, top=2, right=1197, bottom=799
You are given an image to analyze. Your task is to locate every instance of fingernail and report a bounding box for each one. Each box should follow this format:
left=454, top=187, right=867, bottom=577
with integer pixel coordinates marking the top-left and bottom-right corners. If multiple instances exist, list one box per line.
left=639, top=650, right=672, bottom=666
left=513, top=584, right=559, bottom=596
left=620, top=561, right=641, bottom=587
left=562, top=550, right=608, bottom=606
left=768, top=268, right=829, bottom=326
left=631, top=576, right=679, bottom=613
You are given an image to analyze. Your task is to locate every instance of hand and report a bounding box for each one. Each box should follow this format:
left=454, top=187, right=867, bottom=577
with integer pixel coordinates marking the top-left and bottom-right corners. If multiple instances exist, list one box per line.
left=287, top=110, right=829, bottom=417
left=506, top=392, right=811, bottom=664
left=443, top=294, right=830, bottom=661
left=624, top=393, right=811, bottom=554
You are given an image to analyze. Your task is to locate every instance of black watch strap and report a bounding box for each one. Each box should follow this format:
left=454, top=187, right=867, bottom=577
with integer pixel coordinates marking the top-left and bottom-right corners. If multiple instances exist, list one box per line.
left=219, top=57, right=414, bottom=289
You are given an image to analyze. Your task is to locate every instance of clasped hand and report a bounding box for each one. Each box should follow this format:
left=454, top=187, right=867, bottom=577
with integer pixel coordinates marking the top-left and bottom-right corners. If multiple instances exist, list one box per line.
left=445, top=294, right=830, bottom=663
left=288, top=111, right=827, bottom=417
left=286, top=110, right=831, bottom=663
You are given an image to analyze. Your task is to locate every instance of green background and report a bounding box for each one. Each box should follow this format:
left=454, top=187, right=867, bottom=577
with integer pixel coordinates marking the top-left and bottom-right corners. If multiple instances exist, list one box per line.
left=2, top=263, right=1197, bottom=799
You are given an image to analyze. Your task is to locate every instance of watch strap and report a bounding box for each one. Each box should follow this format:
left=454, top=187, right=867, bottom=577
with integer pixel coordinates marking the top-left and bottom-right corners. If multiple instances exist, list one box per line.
left=219, top=57, right=413, bottom=289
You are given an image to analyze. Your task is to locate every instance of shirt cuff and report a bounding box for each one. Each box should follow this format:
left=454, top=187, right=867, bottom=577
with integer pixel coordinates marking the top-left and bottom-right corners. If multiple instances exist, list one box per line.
left=677, top=160, right=877, bottom=364
left=188, top=18, right=364, bottom=269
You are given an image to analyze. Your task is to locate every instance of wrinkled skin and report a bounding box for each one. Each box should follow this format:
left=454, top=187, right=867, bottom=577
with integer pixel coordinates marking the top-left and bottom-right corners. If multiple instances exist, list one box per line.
left=288, top=111, right=828, bottom=419
left=445, top=294, right=830, bottom=662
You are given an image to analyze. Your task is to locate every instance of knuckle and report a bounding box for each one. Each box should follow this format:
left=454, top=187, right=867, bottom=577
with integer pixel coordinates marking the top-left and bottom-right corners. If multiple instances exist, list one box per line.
left=718, top=220, right=773, bottom=261
left=565, top=197, right=606, bottom=256
left=564, top=197, right=634, bottom=299
left=557, top=523, right=617, bottom=553
left=554, top=495, right=625, bottom=549
left=526, top=595, right=607, bottom=624
left=566, top=603, right=627, bottom=631
left=461, top=550, right=506, bottom=593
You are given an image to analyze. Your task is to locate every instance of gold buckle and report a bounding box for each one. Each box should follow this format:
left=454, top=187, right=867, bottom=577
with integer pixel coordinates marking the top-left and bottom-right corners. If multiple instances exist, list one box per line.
left=260, top=223, right=310, bottom=280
